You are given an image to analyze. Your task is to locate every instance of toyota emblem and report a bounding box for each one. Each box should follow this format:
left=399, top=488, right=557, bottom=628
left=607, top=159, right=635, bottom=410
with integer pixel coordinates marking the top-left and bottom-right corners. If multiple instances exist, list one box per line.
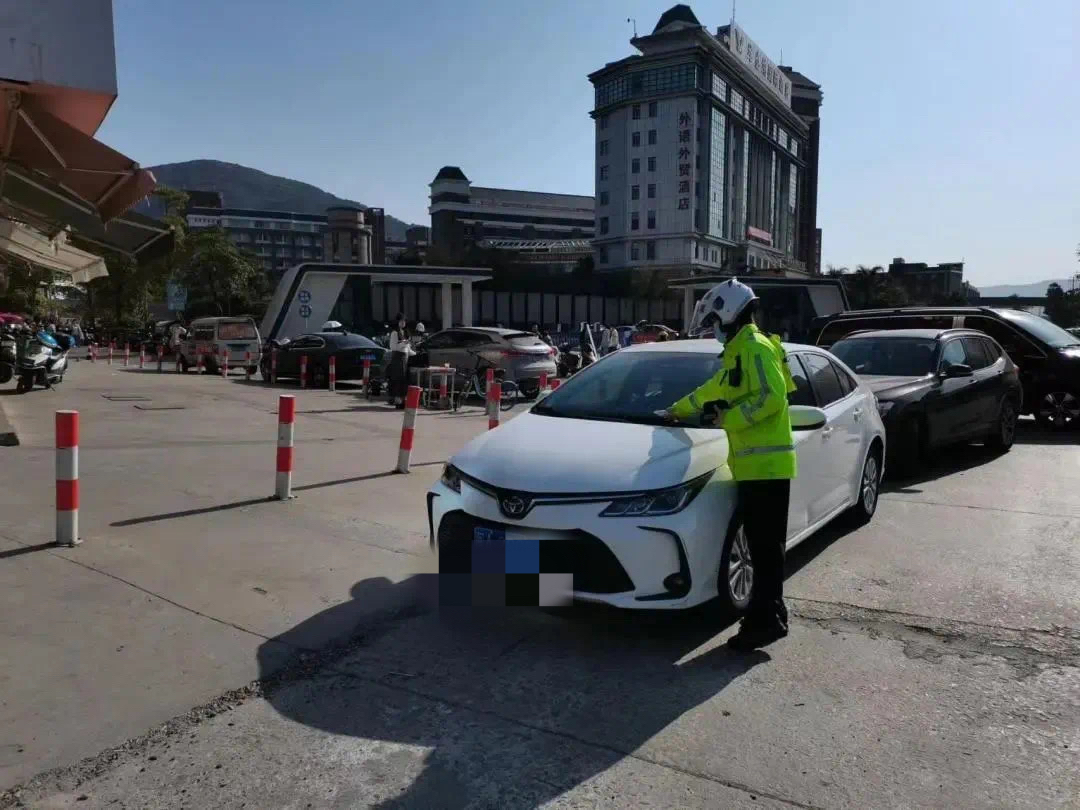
left=501, top=495, right=527, bottom=517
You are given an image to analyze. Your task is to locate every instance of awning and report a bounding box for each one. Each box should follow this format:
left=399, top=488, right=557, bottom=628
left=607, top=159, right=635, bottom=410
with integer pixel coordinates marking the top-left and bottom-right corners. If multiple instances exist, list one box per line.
left=0, top=163, right=172, bottom=265
left=1, top=89, right=156, bottom=222
left=0, top=218, right=108, bottom=283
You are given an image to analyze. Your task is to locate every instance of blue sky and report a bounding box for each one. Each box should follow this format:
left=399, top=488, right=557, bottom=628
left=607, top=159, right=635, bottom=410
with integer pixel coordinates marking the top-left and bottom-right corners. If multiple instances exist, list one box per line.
left=99, top=0, right=1078, bottom=287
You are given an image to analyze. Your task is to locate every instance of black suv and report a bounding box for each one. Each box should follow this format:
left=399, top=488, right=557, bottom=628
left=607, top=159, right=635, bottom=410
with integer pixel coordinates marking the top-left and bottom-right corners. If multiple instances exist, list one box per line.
left=826, top=328, right=1022, bottom=473
left=813, top=307, right=1080, bottom=430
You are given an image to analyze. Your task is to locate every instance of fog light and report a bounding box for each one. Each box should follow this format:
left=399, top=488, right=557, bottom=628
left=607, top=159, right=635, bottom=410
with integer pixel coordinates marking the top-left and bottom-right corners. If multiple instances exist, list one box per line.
left=663, top=573, right=687, bottom=592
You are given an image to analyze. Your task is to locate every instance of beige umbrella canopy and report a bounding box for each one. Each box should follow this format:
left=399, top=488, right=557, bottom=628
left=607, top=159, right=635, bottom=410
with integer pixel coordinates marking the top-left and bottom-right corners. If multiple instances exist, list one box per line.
left=0, top=218, right=107, bottom=283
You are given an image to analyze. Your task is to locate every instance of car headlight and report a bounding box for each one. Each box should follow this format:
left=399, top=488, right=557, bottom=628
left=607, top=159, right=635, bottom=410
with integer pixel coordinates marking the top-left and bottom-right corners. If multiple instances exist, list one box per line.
left=440, top=463, right=462, bottom=493
left=875, top=398, right=895, bottom=418
left=600, top=470, right=714, bottom=517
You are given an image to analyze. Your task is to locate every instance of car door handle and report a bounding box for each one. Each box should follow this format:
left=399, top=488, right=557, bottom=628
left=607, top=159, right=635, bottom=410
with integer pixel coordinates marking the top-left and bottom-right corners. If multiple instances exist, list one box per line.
left=821, top=426, right=834, bottom=437
left=852, top=408, right=862, bottom=421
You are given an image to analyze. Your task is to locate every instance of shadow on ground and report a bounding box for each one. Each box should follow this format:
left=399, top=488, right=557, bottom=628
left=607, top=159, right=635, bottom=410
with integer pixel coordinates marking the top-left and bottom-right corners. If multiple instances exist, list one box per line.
left=256, top=575, right=768, bottom=809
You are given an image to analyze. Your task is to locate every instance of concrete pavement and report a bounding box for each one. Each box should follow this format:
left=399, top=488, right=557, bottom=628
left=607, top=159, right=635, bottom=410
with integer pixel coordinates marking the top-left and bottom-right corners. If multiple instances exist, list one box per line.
left=1, top=360, right=1079, bottom=808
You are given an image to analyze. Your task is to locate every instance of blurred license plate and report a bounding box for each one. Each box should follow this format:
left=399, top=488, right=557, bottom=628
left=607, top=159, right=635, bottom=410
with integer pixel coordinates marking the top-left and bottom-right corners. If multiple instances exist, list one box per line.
left=360, top=354, right=376, bottom=362
left=227, top=343, right=248, bottom=351
left=473, top=526, right=505, bottom=545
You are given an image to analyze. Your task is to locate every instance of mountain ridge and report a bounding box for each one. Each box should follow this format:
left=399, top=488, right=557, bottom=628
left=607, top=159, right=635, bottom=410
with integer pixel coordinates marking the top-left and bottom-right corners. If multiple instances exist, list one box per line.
left=147, top=159, right=418, bottom=241
left=976, top=278, right=1077, bottom=298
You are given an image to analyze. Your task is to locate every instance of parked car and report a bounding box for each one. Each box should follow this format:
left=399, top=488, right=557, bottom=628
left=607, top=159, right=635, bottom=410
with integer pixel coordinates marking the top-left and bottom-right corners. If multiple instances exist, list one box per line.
left=428, top=339, right=885, bottom=616
left=630, top=323, right=678, bottom=344
left=828, top=329, right=1022, bottom=474
left=420, top=327, right=557, bottom=399
left=812, top=307, right=1080, bottom=430
left=178, top=316, right=262, bottom=374
left=260, top=332, right=386, bottom=388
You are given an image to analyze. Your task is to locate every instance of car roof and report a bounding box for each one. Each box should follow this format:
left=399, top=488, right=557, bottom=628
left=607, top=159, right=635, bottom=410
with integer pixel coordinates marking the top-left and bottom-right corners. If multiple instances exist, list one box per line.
left=442, top=326, right=526, bottom=336
left=623, top=338, right=825, bottom=354
left=833, top=328, right=988, bottom=341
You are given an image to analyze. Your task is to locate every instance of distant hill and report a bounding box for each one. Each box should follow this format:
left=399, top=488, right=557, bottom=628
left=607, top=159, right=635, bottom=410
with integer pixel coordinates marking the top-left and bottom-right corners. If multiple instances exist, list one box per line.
left=977, top=278, right=1077, bottom=298
left=145, top=159, right=417, bottom=241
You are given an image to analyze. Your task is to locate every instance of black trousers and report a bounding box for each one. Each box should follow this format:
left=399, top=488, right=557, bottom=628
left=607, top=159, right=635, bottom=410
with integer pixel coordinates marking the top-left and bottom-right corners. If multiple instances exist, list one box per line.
left=738, top=478, right=791, bottom=630
left=388, top=352, right=408, bottom=401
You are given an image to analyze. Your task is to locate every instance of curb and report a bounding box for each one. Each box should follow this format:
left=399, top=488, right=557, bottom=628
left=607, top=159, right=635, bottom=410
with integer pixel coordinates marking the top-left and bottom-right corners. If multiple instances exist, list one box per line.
left=0, top=400, right=18, bottom=447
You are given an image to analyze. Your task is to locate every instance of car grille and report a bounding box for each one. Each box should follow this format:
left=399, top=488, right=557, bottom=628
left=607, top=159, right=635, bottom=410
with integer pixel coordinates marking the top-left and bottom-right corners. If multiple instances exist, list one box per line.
left=437, top=511, right=634, bottom=594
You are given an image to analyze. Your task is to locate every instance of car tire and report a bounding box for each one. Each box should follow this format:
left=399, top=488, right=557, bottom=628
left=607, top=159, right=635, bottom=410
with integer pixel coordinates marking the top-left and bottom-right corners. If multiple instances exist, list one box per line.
left=710, top=515, right=753, bottom=620
left=848, top=445, right=882, bottom=526
left=986, top=396, right=1018, bottom=452
left=1034, top=389, right=1080, bottom=431
left=179, top=355, right=190, bottom=373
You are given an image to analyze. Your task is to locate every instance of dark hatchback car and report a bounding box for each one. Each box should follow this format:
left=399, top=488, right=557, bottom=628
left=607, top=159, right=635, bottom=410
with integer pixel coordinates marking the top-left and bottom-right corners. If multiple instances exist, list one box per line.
left=813, top=307, right=1080, bottom=430
left=261, top=332, right=386, bottom=389
left=828, top=328, right=1022, bottom=473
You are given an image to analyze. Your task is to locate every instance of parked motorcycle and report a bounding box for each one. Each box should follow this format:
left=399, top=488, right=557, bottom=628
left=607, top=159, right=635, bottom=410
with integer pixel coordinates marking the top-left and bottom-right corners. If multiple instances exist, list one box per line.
left=556, top=342, right=580, bottom=377
left=0, top=327, right=16, bottom=384
left=15, top=330, right=69, bottom=393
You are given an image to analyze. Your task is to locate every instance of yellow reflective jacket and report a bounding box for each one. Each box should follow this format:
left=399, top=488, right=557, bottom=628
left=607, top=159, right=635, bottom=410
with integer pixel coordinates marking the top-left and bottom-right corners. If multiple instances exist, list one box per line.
left=671, top=323, right=797, bottom=481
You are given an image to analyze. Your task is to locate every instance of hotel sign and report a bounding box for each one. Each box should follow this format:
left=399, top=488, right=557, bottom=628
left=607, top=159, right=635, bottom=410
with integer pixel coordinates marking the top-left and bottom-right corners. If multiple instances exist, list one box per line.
left=727, top=23, right=791, bottom=108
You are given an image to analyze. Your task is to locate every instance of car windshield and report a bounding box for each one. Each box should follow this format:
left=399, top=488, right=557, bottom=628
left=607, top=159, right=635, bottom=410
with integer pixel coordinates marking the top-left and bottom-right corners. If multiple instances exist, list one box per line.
left=217, top=321, right=258, bottom=340
left=531, top=349, right=723, bottom=425
left=332, top=334, right=379, bottom=349
left=830, top=337, right=938, bottom=376
left=995, top=309, right=1080, bottom=348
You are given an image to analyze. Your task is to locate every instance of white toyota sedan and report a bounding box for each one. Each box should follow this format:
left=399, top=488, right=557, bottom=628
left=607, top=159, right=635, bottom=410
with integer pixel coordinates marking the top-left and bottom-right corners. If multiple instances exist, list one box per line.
left=427, top=339, right=886, bottom=615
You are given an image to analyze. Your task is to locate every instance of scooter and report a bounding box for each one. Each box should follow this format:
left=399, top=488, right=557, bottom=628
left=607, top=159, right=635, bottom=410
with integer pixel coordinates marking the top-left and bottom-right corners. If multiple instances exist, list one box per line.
left=556, top=343, right=580, bottom=377
left=15, top=331, right=69, bottom=393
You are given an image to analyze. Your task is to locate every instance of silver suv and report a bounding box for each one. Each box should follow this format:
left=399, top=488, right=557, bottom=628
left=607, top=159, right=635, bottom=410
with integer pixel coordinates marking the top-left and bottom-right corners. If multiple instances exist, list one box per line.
left=420, top=327, right=557, bottom=399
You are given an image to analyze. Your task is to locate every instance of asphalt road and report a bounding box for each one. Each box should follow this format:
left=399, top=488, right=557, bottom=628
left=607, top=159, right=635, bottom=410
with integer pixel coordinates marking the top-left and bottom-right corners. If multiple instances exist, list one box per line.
left=1, top=362, right=1078, bottom=808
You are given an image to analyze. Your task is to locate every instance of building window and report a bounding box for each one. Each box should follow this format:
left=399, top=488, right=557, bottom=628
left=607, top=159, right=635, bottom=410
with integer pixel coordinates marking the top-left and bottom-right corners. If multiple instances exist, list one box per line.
left=598, top=139, right=609, bottom=156
left=711, top=72, right=728, bottom=99
left=631, top=131, right=641, bottom=148
left=630, top=244, right=640, bottom=261
left=595, top=63, right=698, bottom=108
left=648, top=101, right=658, bottom=117
left=647, top=156, right=656, bottom=172
left=599, top=216, right=609, bottom=235
left=647, top=183, right=656, bottom=199
left=631, top=158, right=640, bottom=174
left=646, top=241, right=656, bottom=259
left=647, top=129, right=657, bottom=145
left=599, top=190, right=609, bottom=205
left=730, top=88, right=744, bottom=116
left=631, top=212, right=639, bottom=231
left=598, top=246, right=608, bottom=264
left=632, top=104, right=641, bottom=119
left=647, top=210, right=656, bottom=229
left=630, top=185, right=639, bottom=201
left=599, top=165, right=609, bottom=180
left=599, top=115, right=608, bottom=130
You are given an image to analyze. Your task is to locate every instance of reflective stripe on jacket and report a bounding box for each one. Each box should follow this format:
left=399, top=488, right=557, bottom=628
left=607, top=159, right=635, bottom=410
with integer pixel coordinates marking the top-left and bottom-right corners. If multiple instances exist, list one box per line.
left=671, top=323, right=797, bottom=481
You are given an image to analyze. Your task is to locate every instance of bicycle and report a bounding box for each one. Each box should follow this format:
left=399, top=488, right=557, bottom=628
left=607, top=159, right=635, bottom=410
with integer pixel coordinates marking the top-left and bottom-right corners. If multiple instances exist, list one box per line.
left=451, top=352, right=517, bottom=412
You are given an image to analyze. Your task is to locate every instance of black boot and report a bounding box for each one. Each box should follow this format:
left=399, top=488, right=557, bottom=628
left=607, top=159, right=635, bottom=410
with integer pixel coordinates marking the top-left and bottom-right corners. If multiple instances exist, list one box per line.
left=726, top=621, right=788, bottom=651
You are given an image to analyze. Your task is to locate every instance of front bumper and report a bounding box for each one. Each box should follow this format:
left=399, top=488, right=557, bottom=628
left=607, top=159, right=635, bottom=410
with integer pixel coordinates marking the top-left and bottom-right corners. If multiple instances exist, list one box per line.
left=426, top=470, right=736, bottom=609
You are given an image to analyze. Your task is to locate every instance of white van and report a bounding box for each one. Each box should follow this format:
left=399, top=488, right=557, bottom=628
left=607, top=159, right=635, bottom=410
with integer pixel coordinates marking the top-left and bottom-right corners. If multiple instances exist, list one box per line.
left=179, top=316, right=262, bottom=374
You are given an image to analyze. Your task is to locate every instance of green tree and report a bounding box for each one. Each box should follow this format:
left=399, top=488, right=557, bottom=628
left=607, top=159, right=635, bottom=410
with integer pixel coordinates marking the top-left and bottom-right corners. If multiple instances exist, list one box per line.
left=175, top=227, right=264, bottom=318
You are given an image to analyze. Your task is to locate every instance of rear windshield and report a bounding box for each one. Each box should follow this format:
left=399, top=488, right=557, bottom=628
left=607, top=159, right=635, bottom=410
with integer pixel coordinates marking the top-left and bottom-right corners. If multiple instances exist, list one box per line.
left=505, top=332, right=547, bottom=348
left=217, top=321, right=258, bottom=340
left=830, top=337, right=938, bottom=376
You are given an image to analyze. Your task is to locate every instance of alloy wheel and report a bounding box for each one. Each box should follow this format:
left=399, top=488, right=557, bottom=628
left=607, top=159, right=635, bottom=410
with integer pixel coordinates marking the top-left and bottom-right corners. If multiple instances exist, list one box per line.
left=727, top=526, right=754, bottom=605
left=1038, top=391, right=1080, bottom=430
left=861, top=454, right=879, bottom=515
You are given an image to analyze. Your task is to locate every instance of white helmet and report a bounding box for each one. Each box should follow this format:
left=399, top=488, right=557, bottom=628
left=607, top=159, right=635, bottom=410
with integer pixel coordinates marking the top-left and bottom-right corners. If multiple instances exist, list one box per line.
left=415, top=322, right=426, bottom=334
left=321, top=320, right=343, bottom=331
left=689, top=279, right=758, bottom=338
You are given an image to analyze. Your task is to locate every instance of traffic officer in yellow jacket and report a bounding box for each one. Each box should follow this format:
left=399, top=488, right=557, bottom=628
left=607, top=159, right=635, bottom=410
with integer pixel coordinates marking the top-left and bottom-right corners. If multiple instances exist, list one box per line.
left=662, top=279, right=797, bottom=650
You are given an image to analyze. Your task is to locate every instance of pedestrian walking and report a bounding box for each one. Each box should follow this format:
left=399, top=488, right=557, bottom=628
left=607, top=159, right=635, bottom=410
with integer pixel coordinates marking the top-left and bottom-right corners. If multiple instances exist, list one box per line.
left=388, top=313, right=411, bottom=409
left=661, top=279, right=797, bottom=651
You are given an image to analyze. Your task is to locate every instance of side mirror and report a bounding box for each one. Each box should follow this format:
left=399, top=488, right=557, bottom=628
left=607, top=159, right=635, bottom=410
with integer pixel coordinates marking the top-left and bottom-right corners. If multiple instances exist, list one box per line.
left=790, top=405, right=827, bottom=431
left=942, top=363, right=973, bottom=378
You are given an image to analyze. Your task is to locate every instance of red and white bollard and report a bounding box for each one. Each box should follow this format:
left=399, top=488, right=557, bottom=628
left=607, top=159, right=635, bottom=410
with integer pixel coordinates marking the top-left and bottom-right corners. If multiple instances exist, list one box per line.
left=271, top=348, right=279, bottom=384
left=362, top=358, right=371, bottom=399
left=139, top=346, right=146, bottom=368
left=539, top=371, right=548, bottom=391
left=488, top=384, right=502, bottom=430
left=328, top=355, right=336, bottom=391
left=221, top=348, right=229, bottom=378
left=157, top=344, right=164, bottom=372
left=89, top=343, right=96, bottom=363
left=485, top=367, right=496, bottom=421
left=197, top=351, right=205, bottom=373
left=396, top=385, right=422, bottom=473
left=438, top=364, right=449, bottom=409
left=299, top=355, right=308, bottom=389
left=124, top=346, right=130, bottom=366
left=275, top=394, right=296, bottom=500
left=550, top=378, right=562, bottom=391
left=245, top=351, right=252, bottom=381
left=55, top=410, right=80, bottom=547
left=108, top=342, right=114, bottom=365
